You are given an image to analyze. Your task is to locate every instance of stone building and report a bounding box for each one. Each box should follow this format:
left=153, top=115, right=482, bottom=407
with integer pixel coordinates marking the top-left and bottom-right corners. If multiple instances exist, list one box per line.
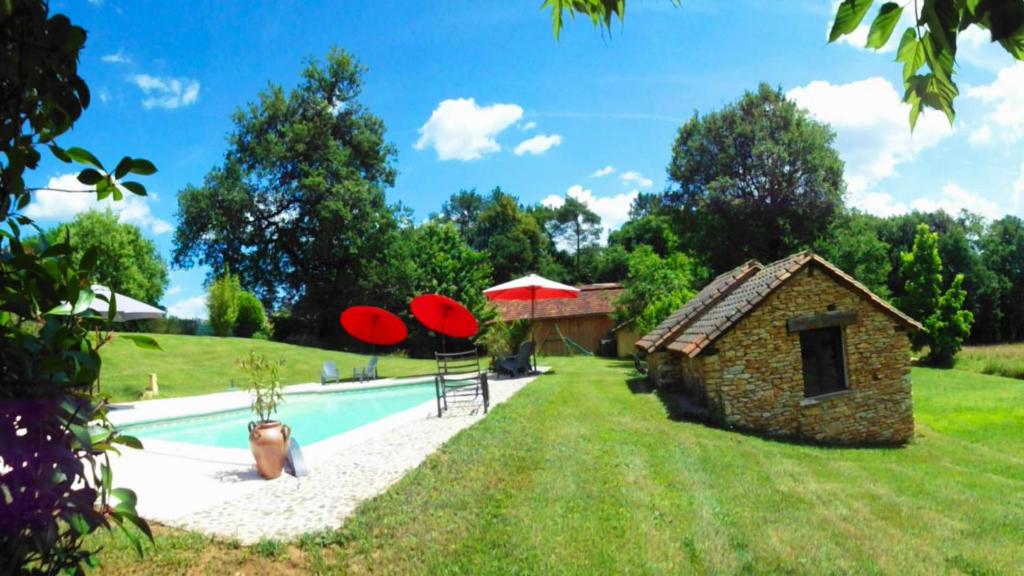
left=636, top=251, right=921, bottom=445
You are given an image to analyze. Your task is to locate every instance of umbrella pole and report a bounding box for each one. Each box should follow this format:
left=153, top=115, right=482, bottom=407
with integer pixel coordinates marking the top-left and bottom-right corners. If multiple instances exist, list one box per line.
left=531, top=290, right=536, bottom=373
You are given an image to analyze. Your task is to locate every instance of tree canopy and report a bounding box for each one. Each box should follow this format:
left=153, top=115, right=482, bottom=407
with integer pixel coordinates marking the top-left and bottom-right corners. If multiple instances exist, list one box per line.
left=41, top=210, right=169, bottom=304
left=665, top=83, right=845, bottom=274
left=173, top=48, right=399, bottom=336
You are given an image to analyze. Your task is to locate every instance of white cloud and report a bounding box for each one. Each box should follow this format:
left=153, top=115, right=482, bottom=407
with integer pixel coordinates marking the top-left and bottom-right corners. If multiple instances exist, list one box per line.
left=513, top=134, right=562, bottom=156
left=97, top=87, right=111, bottom=104
left=519, top=121, right=537, bottom=131
left=958, top=27, right=1015, bottom=73
left=24, top=173, right=173, bottom=235
left=591, top=165, right=615, bottom=178
left=101, top=50, right=132, bottom=65
left=166, top=285, right=182, bottom=296
left=167, top=295, right=207, bottom=319
left=967, top=63, right=1024, bottom=144
left=787, top=77, right=953, bottom=206
left=541, top=184, right=638, bottom=242
left=910, top=183, right=1001, bottom=220
left=130, top=74, right=200, bottom=110
left=620, top=170, right=653, bottom=188
left=968, top=124, right=992, bottom=145
left=414, top=98, right=523, bottom=161
left=842, top=183, right=1003, bottom=220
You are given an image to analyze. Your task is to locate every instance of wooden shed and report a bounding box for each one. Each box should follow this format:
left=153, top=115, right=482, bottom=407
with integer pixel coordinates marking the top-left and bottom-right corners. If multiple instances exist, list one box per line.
left=494, top=283, right=624, bottom=356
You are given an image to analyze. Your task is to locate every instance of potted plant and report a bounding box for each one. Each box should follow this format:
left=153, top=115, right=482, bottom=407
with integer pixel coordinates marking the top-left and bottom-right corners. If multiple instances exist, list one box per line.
left=237, top=350, right=289, bottom=479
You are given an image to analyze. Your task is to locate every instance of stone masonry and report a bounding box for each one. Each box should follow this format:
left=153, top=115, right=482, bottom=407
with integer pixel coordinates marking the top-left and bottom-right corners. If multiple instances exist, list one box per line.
left=695, top=264, right=914, bottom=444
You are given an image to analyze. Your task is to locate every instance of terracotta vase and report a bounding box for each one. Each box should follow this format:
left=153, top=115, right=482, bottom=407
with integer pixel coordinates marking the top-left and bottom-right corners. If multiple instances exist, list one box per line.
left=248, top=420, right=291, bottom=479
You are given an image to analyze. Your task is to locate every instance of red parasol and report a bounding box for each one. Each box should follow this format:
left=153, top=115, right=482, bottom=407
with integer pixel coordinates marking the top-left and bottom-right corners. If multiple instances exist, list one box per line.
left=340, top=306, right=408, bottom=346
left=484, top=274, right=579, bottom=372
left=410, top=294, right=478, bottom=339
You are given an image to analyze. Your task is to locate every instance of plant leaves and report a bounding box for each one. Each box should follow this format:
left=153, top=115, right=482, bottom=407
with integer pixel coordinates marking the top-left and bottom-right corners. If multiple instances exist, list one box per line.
left=114, top=156, right=133, bottom=180
left=120, top=181, right=147, bottom=196
left=867, top=3, right=903, bottom=49
left=129, top=158, right=157, bottom=175
left=71, top=289, right=95, bottom=315
left=829, top=0, right=875, bottom=42
left=65, top=146, right=104, bottom=170
left=76, top=168, right=105, bottom=185
left=121, top=334, right=163, bottom=351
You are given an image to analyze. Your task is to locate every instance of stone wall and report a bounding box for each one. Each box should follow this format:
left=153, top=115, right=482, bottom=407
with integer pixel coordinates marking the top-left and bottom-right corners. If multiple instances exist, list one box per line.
left=694, top=264, right=914, bottom=445
left=648, top=351, right=682, bottom=387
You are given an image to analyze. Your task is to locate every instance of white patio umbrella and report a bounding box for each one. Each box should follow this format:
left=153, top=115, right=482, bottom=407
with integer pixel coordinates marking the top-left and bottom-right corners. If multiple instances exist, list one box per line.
left=88, top=285, right=166, bottom=322
left=484, top=274, right=579, bottom=372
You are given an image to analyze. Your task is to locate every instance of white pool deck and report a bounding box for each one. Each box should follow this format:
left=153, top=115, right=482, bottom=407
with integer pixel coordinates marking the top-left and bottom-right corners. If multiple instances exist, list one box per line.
left=106, top=370, right=542, bottom=544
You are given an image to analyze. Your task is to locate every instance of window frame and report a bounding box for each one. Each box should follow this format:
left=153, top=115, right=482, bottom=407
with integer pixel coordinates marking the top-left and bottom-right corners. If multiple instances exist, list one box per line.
left=797, top=325, right=850, bottom=399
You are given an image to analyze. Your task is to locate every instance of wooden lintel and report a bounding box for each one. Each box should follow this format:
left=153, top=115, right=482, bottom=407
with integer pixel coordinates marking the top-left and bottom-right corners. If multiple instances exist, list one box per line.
left=787, top=310, right=858, bottom=333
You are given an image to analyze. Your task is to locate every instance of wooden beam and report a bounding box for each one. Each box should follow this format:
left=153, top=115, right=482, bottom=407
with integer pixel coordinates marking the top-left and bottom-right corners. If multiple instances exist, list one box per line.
left=787, top=310, right=858, bottom=333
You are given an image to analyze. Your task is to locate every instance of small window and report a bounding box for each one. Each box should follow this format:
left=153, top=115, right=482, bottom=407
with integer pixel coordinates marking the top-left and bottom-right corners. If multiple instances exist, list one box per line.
left=799, top=327, right=847, bottom=398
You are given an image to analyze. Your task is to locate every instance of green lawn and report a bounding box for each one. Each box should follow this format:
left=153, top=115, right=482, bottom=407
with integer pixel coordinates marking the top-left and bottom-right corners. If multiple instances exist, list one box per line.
left=957, top=343, right=1024, bottom=380
left=90, top=356, right=1024, bottom=574
left=99, top=333, right=437, bottom=402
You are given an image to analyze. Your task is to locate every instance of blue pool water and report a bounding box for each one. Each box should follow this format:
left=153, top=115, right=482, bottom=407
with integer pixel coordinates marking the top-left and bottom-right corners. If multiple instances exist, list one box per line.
left=123, top=383, right=436, bottom=449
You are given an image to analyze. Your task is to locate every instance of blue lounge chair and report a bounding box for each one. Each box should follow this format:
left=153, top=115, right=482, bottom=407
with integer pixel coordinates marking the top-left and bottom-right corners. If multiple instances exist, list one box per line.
left=496, top=341, right=533, bottom=378
left=353, top=356, right=379, bottom=382
left=320, top=361, right=340, bottom=385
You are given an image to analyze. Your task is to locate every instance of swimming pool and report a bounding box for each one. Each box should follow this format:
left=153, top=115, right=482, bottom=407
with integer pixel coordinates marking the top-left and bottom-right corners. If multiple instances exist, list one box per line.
left=122, top=382, right=437, bottom=450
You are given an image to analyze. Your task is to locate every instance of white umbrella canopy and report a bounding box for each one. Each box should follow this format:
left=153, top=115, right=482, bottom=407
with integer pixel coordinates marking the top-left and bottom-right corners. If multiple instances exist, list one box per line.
left=484, top=274, right=579, bottom=372
left=88, top=285, right=166, bottom=322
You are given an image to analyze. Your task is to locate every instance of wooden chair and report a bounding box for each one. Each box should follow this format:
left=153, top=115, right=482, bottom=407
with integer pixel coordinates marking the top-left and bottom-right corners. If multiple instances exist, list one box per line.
left=434, top=350, right=489, bottom=417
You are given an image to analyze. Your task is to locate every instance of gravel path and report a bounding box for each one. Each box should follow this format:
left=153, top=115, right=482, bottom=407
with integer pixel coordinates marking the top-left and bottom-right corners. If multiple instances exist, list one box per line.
left=169, top=373, right=534, bottom=543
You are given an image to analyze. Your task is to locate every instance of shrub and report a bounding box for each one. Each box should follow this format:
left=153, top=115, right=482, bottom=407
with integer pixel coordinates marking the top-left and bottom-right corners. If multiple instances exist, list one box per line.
left=208, top=268, right=241, bottom=337
left=236, top=350, right=285, bottom=423
left=235, top=291, right=268, bottom=338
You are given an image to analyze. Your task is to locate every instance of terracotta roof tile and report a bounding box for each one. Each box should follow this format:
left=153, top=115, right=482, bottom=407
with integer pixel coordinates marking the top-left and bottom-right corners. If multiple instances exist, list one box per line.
left=634, top=259, right=761, bottom=353
left=638, top=250, right=924, bottom=359
left=494, top=283, right=623, bottom=321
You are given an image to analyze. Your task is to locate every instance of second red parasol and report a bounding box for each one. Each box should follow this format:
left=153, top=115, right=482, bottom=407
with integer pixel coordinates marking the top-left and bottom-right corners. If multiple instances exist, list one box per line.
left=410, top=294, right=478, bottom=339
left=340, top=306, right=408, bottom=346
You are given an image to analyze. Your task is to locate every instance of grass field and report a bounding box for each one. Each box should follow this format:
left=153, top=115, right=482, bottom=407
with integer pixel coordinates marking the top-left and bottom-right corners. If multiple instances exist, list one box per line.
left=99, top=333, right=437, bottom=402
left=957, top=343, right=1024, bottom=380
left=89, top=355, right=1024, bottom=574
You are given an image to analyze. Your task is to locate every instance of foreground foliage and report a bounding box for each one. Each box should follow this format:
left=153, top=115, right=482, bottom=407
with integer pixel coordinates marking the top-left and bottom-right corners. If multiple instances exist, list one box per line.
left=1, top=1, right=157, bottom=571
left=90, top=358, right=1023, bottom=574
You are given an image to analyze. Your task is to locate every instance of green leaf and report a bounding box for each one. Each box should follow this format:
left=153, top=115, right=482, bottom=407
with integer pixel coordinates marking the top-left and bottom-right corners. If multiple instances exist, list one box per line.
left=65, top=146, right=104, bottom=170
left=71, top=289, right=95, bottom=314
left=76, top=168, right=105, bottom=186
left=114, top=156, right=133, bottom=180
left=896, top=28, right=926, bottom=83
left=110, top=487, right=138, bottom=509
left=50, top=144, right=72, bottom=163
left=114, top=434, right=145, bottom=449
left=829, top=0, right=875, bottom=42
left=120, top=181, right=147, bottom=196
left=129, top=158, right=157, bottom=175
left=45, top=302, right=73, bottom=316
left=80, top=246, right=98, bottom=271
left=121, top=334, right=163, bottom=351
left=867, top=3, right=903, bottom=49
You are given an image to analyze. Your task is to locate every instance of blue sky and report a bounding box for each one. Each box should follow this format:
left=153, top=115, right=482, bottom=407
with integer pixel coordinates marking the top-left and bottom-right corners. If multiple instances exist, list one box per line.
left=28, top=0, right=1024, bottom=318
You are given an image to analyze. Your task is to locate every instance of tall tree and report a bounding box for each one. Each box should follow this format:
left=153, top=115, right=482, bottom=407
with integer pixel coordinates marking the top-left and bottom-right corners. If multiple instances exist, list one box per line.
left=173, top=48, right=398, bottom=337
left=474, top=189, right=549, bottom=283
left=666, top=83, right=845, bottom=274
left=550, top=197, right=602, bottom=283
left=900, top=223, right=973, bottom=363
left=981, top=216, right=1024, bottom=341
left=43, top=210, right=169, bottom=303
left=439, top=188, right=486, bottom=245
